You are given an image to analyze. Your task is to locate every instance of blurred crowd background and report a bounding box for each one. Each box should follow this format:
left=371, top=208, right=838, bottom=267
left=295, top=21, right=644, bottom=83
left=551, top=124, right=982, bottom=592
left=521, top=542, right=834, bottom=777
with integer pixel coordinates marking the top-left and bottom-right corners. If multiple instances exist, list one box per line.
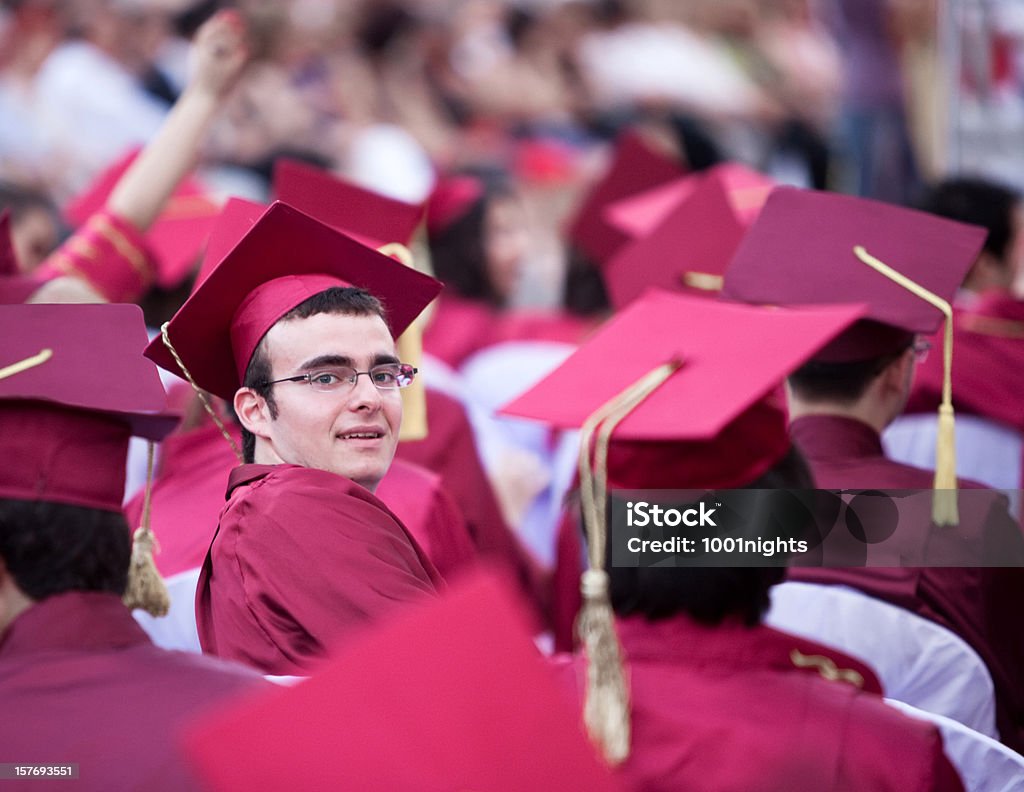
left=4, top=0, right=1024, bottom=310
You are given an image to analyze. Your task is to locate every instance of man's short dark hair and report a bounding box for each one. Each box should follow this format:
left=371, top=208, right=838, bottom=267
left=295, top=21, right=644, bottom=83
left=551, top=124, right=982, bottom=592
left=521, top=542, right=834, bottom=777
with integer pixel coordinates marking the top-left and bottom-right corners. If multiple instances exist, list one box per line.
left=240, top=287, right=387, bottom=463
left=607, top=445, right=815, bottom=627
left=787, top=348, right=908, bottom=405
left=0, top=499, right=131, bottom=599
left=917, top=177, right=1020, bottom=262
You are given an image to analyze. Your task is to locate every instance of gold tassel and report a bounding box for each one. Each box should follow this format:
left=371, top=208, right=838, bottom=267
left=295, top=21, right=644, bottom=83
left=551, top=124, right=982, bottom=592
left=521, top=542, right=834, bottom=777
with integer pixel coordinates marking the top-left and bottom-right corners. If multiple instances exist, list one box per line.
left=123, top=441, right=170, bottom=616
left=0, top=348, right=53, bottom=381
left=160, top=322, right=243, bottom=463
left=853, top=246, right=958, bottom=526
left=933, top=403, right=959, bottom=525
left=578, top=569, right=630, bottom=765
left=575, top=361, right=681, bottom=765
left=378, top=242, right=428, bottom=442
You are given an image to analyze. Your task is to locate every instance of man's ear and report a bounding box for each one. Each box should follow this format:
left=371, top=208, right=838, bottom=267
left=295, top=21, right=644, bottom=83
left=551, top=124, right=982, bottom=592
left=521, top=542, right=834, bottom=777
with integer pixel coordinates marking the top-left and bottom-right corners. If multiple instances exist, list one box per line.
left=234, top=388, right=272, bottom=439
left=879, top=348, right=915, bottom=399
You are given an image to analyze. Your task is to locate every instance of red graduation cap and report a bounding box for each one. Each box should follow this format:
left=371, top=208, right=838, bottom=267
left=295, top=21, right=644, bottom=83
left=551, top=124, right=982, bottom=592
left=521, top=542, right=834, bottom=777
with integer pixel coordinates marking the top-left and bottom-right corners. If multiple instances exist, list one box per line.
left=722, top=186, right=987, bottom=361
left=183, top=571, right=623, bottom=792
left=500, top=289, right=864, bottom=489
left=605, top=162, right=773, bottom=240
left=602, top=164, right=776, bottom=309
left=566, top=130, right=686, bottom=265
left=0, top=303, right=178, bottom=511
left=145, top=201, right=443, bottom=401
left=426, top=174, right=485, bottom=236
left=65, top=148, right=220, bottom=289
left=273, top=158, right=424, bottom=248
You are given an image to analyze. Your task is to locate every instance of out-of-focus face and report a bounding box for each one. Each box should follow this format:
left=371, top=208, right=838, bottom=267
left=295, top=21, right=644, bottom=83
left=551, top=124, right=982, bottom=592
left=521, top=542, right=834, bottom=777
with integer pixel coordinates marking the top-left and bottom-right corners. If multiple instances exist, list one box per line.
left=253, top=311, right=403, bottom=493
left=483, top=194, right=528, bottom=305
left=11, top=206, right=59, bottom=273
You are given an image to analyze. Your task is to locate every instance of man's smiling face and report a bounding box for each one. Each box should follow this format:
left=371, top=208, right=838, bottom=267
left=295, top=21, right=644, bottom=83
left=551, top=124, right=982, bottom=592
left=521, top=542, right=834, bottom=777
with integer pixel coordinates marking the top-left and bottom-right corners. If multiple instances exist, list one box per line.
left=253, top=311, right=402, bottom=492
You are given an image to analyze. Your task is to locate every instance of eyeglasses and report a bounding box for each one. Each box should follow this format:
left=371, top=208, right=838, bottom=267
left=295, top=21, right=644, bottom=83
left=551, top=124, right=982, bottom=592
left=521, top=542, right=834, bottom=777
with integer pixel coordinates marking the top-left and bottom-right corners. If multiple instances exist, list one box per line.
left=911, top=339, right=932, bottom=363
left=262, top=363, right=417, bottom=392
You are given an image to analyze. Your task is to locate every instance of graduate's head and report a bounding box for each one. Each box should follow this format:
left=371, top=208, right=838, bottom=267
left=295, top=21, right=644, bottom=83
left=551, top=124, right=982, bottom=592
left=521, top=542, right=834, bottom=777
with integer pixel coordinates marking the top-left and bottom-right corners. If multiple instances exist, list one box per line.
left=499, top=290, right=863, bottom=764
left=916, top=176, right=1022, bottom=294
left=785, top=326, right=925, bottom=431
left=237, top=287, right=406, bottom=492
left=0, top=303, right=178, bottom=631
left=146, top=200, right=441, bottom=493
left=426, top=174, right=528, bottom=307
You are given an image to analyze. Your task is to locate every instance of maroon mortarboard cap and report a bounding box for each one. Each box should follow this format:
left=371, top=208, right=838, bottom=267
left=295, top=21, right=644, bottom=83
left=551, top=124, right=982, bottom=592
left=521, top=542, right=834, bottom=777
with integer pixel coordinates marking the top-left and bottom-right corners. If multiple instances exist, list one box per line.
left=603, top=164, right=775, bottom=309
left=605, top=162, right=774, bottom=240
left=65, top=148, right=219, bottom=289
left=184, top=571, right=623, bottom=792
left=500, top=290, right=865, bottom=488
left=273, top=158, right=424, bottom=247
left=0, top=303, right=178, bottom=511
left=566, top=130, right=686, bottom=265
left=0, top=211, right=17, bottom=277
left=722, top=187, right=988, bottom=362
left=146, top=201, right=443, bottom=401
left=425, top=174, right=485, bottom=236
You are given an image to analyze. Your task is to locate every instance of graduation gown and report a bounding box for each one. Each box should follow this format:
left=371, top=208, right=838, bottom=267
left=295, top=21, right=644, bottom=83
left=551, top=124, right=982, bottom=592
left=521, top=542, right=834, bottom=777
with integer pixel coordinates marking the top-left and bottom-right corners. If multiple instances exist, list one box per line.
left=0, top=592, right=264, bottom=791
left=125, top=423, right=479, bottom=581
left=553, top=615, right=963, bottom=792
left=396, top=388, right=549, bottom=618
left=789, top=414, right=1024, bottom=752
left=907, top=291, right=1024, bottom=437
left=196, top=464, right=441, bottom=675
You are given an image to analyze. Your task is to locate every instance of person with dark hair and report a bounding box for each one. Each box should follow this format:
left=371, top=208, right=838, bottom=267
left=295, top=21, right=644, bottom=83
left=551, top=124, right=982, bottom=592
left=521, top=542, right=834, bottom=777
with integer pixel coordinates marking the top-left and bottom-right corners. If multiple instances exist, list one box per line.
left=916, top=177, right=1021, bottom=299
left=0, top=302, right=265, bottom=790
left=724, top=186, right=1024, bottom=754
left=889, top=176, right=1024, bottom=501
left=501, top=290, right=962, bottom=791
left=146, top=200, right=445, bottom=675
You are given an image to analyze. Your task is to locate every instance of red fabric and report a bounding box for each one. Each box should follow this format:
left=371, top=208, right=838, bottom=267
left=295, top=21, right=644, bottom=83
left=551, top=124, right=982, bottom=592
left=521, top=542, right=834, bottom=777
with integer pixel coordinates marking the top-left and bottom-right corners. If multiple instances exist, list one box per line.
left=0, top=211, right=16, bottom=276
left=551, top=615, right=963, bottom=792
left=65, top=147, right=218, bottom=289
left=229, top=273, right=347, bottom=383
left=425, top=174, right=484, bottom=235
left=185, top=573, right=622, bottom=792
left=125, top=421, right=477, bottom=582
left=196, top=464, right=442, bottom=674
left=273, top=158, right=424, bottom=247
left=145, top=201, right=442, bottom=401
left=0, top=592, right=265, bottom=792
left=397, top=388, right=550, bottom=622
left=35, top=210, right=155, bottom=302
left=906, top=290, right=1024, bottom=435
left=723, top=187, right=985, bottom=340
left=123, top=423, right=235, bottom=577
left=0, top=405, right=130, bottom=512
left=376, top=458, right=478, bottom=580
left=789, top=414, right=1024, bottom=753
left=500, top=291, right=863, bottom=442
left=567, top=130, right=686, bottom=266
left=422, top=293, right=499, bottom=369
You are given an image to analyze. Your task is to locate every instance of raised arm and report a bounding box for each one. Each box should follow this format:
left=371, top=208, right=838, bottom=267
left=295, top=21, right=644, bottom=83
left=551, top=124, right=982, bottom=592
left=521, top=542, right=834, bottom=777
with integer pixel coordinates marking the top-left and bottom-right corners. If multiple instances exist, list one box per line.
left=107, top=11, right=249, bottom=231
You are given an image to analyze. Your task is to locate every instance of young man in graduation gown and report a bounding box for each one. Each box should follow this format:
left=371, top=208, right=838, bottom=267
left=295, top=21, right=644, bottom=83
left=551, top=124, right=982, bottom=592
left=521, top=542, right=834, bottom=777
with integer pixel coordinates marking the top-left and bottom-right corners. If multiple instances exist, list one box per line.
left=146, top=201, right=446, bottom=675
left=723, top=186, right=1024, bottom=753
left=0, top=303, right=265, bottom=791
left=500, top=290, right=964, bottom=791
